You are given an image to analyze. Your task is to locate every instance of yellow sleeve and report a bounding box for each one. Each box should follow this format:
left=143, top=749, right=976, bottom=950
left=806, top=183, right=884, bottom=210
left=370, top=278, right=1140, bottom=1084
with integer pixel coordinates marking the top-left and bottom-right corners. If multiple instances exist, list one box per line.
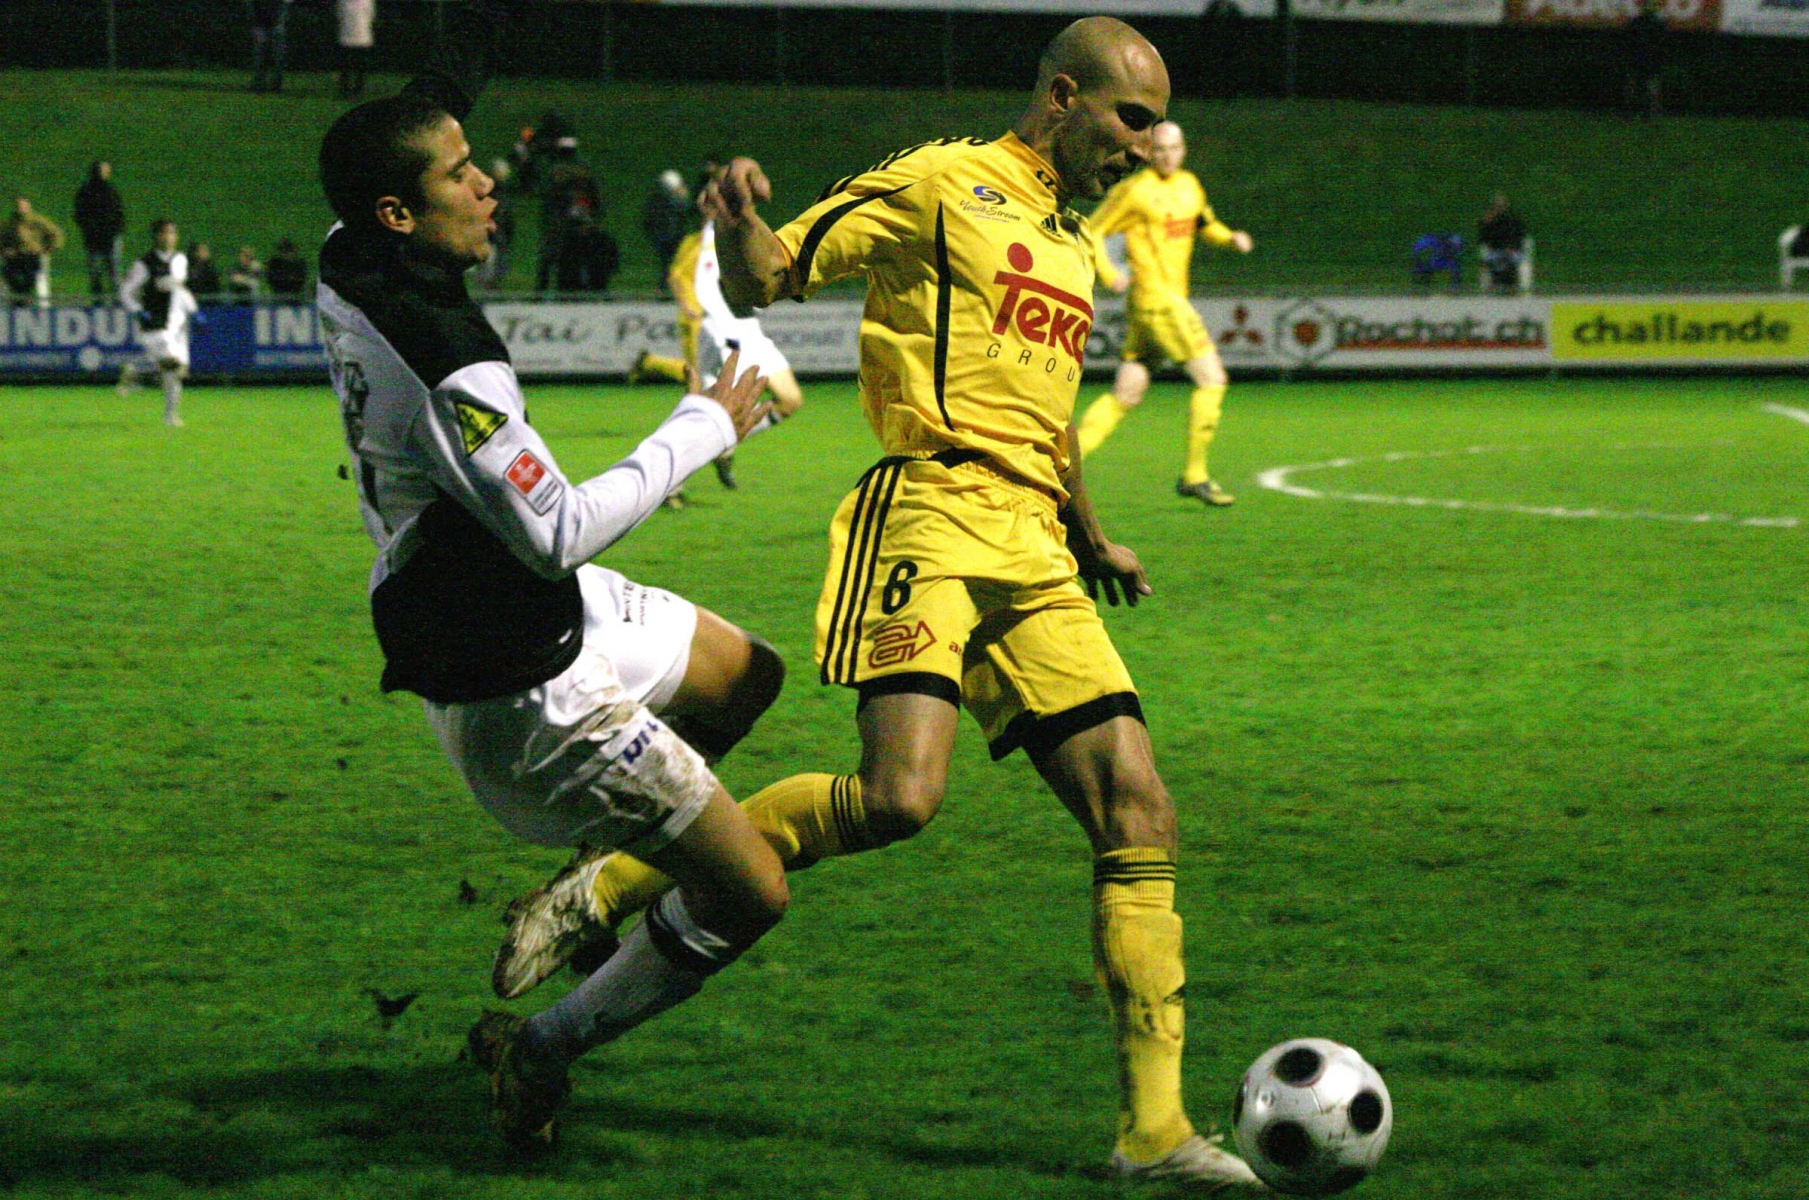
left=1089, top=228, right=1126, bottom=292
left=668, top=232, right=701, bottom=312
left=773, top=139, right=976, bottom=299
left=1198, top=198, right=1236, bottom=248
left=1088, top=176, right=1138, bottom=239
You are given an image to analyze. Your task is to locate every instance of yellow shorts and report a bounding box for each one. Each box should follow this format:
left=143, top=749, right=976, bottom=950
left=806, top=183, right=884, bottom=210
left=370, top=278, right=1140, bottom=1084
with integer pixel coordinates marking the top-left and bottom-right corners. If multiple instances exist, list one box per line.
left=1122, top=297, right=1213, bottom=365
left=814, top=451, right=1140, bottom=760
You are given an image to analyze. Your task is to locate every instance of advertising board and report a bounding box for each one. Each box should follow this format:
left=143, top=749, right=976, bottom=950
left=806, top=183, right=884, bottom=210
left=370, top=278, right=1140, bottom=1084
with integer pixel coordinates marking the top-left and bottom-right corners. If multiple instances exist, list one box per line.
left=6, top=294, right=1807, bottom=380
left=1292, top=0, right=1506, bottom=24
left=1504, top=0, right=1722, bottom=29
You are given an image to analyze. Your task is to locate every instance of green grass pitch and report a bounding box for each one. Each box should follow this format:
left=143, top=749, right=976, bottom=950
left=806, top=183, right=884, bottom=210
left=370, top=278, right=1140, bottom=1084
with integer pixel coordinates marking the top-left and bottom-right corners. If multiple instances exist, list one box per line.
left=2, top=373, right=1808, bottom=1198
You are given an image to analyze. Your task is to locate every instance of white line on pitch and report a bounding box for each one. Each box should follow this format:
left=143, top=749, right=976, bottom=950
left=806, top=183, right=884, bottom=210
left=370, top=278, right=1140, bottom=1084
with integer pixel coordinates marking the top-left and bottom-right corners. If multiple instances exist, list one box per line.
left=1254, top=445, right=1798, bottom=529
left=1761, top=402, right=1809, bottom=426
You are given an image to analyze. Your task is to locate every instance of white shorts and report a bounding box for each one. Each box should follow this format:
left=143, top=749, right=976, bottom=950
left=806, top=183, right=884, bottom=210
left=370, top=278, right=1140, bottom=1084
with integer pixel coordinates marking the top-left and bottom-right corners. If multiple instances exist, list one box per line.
left=577, top=564, right=697, bottom=711
left=140, top=327, right=190, bottom=369
left=424, top=565, right=709, bottom=851
left=697, top=317, right=789, bottom=388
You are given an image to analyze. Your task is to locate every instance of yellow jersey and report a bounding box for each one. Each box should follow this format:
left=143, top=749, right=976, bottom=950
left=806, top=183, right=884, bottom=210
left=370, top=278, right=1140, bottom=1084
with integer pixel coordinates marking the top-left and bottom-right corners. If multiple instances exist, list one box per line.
left=773, top=133, right=1097, bottom=499
left=1088, top=167, right=1235, bottom=306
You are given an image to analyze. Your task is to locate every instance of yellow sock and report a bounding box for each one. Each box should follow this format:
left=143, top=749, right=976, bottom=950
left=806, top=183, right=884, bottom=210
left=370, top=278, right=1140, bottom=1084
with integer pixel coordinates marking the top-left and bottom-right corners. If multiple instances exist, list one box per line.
left=1094, top=848, right=1195, bottom=1163
left=1076, top=392, right=1130, bottom=459
left=1181, top=384, right=1226, bottom=486
left=590, top=774, right=869, bottom=926
left=639, top=352, right=688, bottom=383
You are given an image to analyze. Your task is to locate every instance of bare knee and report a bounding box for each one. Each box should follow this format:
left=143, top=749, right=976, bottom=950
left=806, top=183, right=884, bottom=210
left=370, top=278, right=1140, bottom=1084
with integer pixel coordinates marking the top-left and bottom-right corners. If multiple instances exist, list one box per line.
left=857, top=769, right=943, bottom=844
left=1114, top=362, right=1150, bottom=407
left=1188, top=355, right=1227, bottom=390
left=667, top=617, right=786, bottom=760
left=1101, top=771, right=1176, bottom=851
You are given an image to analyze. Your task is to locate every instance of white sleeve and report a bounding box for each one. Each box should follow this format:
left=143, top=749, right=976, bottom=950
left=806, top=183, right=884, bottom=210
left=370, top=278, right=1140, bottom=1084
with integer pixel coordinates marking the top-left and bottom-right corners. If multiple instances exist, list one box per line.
left=119, top=259, right=148, bottom=312
left=414, top=361, right=735, bottom=579
left=163, top=253, right=188, bottom=290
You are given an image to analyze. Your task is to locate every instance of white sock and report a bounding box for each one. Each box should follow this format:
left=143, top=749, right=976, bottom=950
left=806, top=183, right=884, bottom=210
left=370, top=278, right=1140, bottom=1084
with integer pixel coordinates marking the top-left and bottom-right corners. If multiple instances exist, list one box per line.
left=744, top=408, right=787, bottom=440
left=523, top=891, right=735, bottom=1063
left=160, top=369, right=182, bottom=424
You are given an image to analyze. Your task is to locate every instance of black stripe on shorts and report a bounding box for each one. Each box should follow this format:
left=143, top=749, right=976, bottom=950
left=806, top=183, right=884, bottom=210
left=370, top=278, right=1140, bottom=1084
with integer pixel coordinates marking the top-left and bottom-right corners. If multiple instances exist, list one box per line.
left=821, top=458, right=907, bottom=685
left=988, top=691, right=1145, bottom=763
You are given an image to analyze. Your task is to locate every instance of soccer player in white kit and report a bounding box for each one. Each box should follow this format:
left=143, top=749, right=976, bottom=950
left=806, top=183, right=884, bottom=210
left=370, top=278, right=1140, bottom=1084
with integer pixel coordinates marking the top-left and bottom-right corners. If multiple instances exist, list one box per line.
left=687, top=216, right=804, bottom=490
left=118, top=218, right=196, bottom=427
left=315, top=0, right=792, bottom=1153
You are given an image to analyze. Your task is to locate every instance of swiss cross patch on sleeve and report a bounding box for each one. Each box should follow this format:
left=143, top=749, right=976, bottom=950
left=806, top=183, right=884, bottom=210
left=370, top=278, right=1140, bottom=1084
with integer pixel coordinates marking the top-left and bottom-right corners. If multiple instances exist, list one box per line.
left=506, top=450, right=564, bottom=515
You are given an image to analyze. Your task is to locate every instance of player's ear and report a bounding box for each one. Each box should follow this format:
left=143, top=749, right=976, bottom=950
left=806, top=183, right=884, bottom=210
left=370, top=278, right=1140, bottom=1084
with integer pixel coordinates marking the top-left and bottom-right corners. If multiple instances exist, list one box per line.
left=1048, top=72, right=1080, bottom=116
left=374, top=195, right=416, bottom=235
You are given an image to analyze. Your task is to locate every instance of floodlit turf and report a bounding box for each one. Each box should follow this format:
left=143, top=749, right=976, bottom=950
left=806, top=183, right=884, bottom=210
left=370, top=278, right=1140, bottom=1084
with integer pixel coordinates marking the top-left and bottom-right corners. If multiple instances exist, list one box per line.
left=5, top=69, right=1809, bottom=296
left=2, top=373, right=1809, bottom=1198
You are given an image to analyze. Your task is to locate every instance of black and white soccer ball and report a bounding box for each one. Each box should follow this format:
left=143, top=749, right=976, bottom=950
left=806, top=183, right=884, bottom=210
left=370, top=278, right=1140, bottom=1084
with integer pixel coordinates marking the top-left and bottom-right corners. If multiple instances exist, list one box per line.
left=1232, top=1038, right=1392, bottom=1195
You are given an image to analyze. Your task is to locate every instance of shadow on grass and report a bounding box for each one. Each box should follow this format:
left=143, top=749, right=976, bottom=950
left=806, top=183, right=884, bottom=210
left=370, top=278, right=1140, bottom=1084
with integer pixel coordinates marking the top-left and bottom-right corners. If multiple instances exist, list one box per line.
left=0, top=1061, right=1081, bottom=1190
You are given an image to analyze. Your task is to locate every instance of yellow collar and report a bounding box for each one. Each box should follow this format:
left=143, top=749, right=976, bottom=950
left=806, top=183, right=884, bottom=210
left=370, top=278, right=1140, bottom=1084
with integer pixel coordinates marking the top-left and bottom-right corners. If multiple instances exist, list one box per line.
left=994, top=132, right=1063, bottom=203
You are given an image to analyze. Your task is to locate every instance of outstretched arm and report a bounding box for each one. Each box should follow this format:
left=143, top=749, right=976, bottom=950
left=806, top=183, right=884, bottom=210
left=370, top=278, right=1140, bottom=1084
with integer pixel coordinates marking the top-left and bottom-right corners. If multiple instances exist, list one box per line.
left=701, top=158, right=793, bottom=313
left=1059, top=424, right=1152, bottom=608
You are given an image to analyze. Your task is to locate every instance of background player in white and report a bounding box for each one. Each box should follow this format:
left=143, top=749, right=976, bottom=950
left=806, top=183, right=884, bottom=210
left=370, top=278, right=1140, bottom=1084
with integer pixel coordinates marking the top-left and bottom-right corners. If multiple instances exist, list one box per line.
left=314, top=1, right=795, bottom=1151
left=118, top=218, right=196, bottom=427
left=690, top=213, right=805, bottom=489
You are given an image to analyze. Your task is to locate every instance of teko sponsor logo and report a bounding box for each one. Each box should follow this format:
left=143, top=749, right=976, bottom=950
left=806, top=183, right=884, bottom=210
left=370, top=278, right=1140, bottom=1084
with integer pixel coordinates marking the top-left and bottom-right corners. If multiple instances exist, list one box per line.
left=989, top=242, right=1093, bottom=365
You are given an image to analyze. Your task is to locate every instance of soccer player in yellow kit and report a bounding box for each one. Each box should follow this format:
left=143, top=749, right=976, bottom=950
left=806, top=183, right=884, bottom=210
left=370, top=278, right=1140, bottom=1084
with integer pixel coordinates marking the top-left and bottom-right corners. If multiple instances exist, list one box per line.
left=626, top=230, right=702, bottom=386
left=490, top=16, right=1265, bottom=1191
left=1077, top=120, right=1253, bottom=506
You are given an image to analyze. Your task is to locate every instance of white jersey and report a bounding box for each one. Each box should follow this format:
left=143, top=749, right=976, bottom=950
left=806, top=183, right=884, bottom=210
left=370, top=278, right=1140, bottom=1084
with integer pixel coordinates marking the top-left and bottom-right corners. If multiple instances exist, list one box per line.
left=694, top=220, right=789, bottom=387
left=120, top=249, right=195, bottom=337
left=315, top=222, right=735, bottom=703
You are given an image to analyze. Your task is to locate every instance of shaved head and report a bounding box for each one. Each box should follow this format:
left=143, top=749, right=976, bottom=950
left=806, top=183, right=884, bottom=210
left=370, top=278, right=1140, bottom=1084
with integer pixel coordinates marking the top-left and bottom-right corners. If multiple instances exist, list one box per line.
left=1016, top=17, right=1171, bottom=201
left=1151, top=120, right=1186, bottom=176
left=1035, top=16, right=1166, bottom=99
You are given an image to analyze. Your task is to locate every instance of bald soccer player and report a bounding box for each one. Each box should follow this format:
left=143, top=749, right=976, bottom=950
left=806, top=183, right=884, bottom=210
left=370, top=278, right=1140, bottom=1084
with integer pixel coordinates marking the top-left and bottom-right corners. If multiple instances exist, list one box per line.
left=491, top=17, right=1266, bottom=1191
left=1079, top=120, right=1253, bottom=506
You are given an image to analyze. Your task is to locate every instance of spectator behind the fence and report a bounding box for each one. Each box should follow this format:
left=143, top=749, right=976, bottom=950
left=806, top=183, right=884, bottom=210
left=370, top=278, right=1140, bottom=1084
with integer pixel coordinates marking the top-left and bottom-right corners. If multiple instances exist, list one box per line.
left=641, top=170, right=690, bottom=298
left=336, top=0, right=375, bottom=99
left=74, top=161, right=125, bottom=299
left=534, top=121, right=602, bottom=293
left=267, top=237, right=308, bottom=299
left=188, top=241, right=222, bottom=299
left=249, top=0, right=295, bottom=94
left=1411, top=232, right=1464, bottom=291
left=1, top=197, right=64, bottom=307
left=1478, top=194, right=1528, bottom=292
left=228, top=244, right=266, bottom=300
left=556, top=214, right=619, bottom=294
left=1624, top=0, right=1664, bottom=118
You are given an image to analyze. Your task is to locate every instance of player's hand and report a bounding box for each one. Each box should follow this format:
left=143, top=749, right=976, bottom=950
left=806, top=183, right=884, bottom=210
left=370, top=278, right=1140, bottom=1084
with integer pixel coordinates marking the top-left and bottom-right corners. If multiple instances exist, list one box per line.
left=700, top=157, right=771, bottom=228
left=690, top=349, right=772, bottom=442
left=1232, top=230, right=1255, bottom=253
left=1072, top=535, right=1153, bottom=608
left=1107, top=275, right=1130, bottom=295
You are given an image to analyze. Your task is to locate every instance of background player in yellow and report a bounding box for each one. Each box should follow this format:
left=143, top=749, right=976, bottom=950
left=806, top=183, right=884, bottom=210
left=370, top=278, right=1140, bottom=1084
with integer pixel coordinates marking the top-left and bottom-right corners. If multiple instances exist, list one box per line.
left=628, top=229, right=703, bottom=387
left=1078, top=120, right=1253, bottom=506
left=491, top=16, right=1266, bottom=1192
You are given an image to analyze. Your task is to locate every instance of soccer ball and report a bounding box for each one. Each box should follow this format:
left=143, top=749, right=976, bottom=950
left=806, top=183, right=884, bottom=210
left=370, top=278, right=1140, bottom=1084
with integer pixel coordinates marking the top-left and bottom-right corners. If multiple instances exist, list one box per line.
left=1232, top=1038, right=1393, bottom=1195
